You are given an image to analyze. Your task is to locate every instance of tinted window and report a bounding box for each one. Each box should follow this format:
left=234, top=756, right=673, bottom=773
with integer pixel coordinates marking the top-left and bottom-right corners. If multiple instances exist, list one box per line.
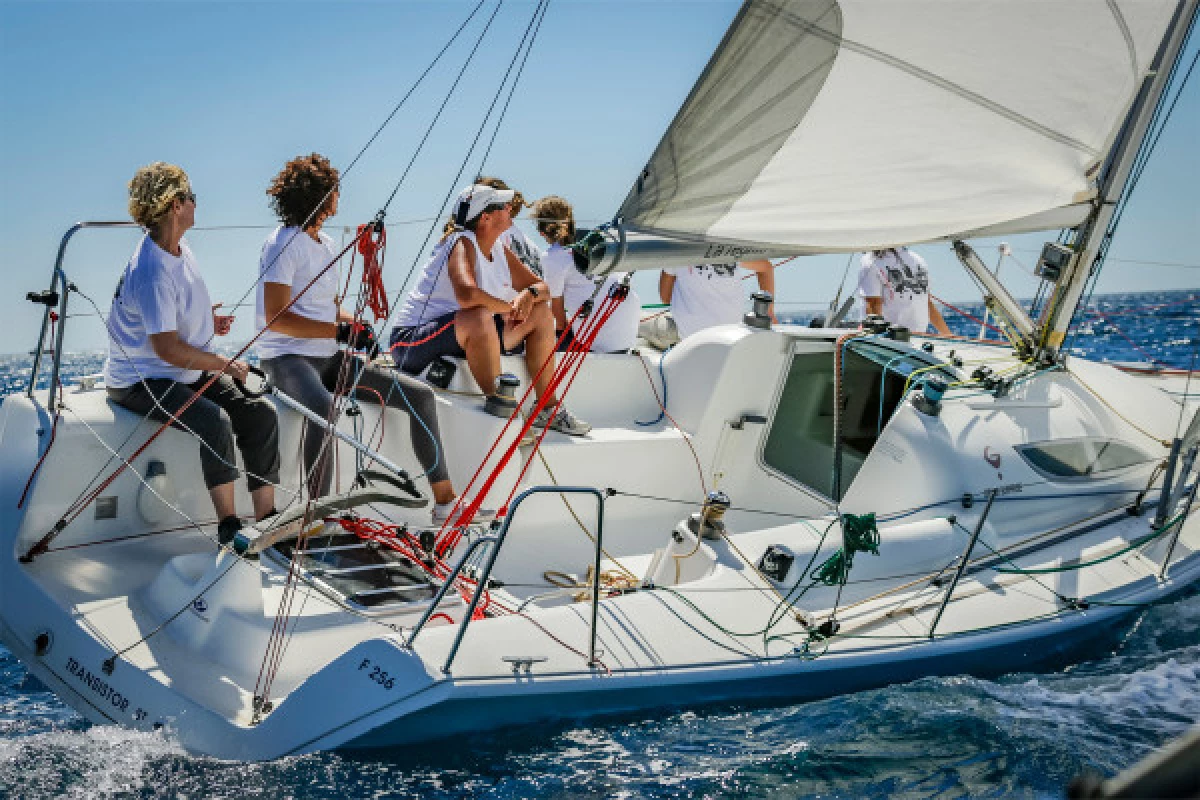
left=1017, top=438, right=1152, bottom=480
left=763, top=342, right=951, bottom=499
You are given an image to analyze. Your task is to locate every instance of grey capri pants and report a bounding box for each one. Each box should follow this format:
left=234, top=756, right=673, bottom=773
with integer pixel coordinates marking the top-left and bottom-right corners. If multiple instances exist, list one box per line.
left=261, top=351, right=449, bottom=497
left=107, top=373, right=281, bottom=491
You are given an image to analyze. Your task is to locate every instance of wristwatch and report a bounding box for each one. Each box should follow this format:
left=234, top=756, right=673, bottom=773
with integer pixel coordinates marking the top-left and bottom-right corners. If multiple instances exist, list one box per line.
left=527, top=286, right=540, bottom=298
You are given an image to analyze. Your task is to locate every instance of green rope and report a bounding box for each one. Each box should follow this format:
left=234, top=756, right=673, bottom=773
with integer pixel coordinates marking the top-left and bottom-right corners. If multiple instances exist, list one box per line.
left=995, top=510, right=1185, bottom=574
left=813, top=512, right=880, bottom=586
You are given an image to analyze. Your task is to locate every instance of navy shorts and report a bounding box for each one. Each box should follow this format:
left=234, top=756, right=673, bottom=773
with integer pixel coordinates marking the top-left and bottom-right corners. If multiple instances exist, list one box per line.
left=390, top=311, right=523, bottom=375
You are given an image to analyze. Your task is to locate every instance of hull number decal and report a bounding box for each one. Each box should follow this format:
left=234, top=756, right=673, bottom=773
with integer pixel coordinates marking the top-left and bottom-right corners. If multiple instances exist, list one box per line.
left=359, top=658, right=395, bottom=690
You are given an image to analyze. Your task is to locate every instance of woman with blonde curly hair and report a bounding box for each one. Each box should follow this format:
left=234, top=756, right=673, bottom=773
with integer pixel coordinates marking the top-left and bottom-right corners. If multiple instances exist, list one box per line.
left=255, top=154, right=478, bottom=520
left=104, top=162, right=279, bottom=544
left=532, top=195, right=640, bottom=354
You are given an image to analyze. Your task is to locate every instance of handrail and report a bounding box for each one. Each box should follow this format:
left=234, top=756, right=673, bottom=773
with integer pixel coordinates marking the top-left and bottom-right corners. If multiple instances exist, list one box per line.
left=405, top=485, right=607, bottom=674
left=28, top=221, right=139, bottom=407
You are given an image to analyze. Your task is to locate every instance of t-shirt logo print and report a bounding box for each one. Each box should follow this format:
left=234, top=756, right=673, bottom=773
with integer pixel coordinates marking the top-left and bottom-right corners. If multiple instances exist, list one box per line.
left=884, top=263, right=929, bottom=298
left=696, top=263, right=737, bottom=280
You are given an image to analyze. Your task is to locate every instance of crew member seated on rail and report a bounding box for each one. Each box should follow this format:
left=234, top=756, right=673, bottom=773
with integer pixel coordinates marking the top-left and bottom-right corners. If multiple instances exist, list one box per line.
left=531, top=194, right=639, bottom=353
left=254, top=153, right=484, bottom=524
left=104, top=162, right=279, bottom=545
left=640, top=260, right=776, bottom=349
left=476, top=175, right=543, bottom=277
left=855, top=246, right=951, bottom=335
left=389, top=184, right=591, bottom=436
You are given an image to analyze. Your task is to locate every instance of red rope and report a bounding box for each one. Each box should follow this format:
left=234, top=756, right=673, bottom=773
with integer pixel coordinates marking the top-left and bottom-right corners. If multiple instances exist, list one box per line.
left=1086, top=306, right=1170, bottom=366
left=389, top=320, right=455, bottom=350
left=357, top=223, right=389, bottom=322
left=931, top=294, right=1003, bottom=335
left=429, top=303, right=591, bottom=555
left=439, top=290, right=624, bottom=553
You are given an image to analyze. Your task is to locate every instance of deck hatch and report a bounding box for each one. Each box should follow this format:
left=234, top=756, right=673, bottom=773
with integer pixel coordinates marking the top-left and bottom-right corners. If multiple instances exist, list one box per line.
left=269, top=528, right=441, bottom=610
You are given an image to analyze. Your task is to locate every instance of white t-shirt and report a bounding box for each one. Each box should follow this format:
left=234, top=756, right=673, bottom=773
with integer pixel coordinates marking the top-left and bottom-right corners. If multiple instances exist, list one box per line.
left=543, top=244, right=639, bottom=353
left=500, top=225, right=543, bottom=277
left=255, top=226, right=341, bottom=360
left=393, top=231, right=511, bottom=328
left=103, top=235, right=215, bottom=388
left=855, top=247, right=932, bottom=333
left=665, top=263, right=745, bottom=339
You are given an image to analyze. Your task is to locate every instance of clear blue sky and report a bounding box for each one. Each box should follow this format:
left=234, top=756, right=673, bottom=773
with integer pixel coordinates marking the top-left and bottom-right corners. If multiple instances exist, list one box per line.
left=1, top=1, right=1197, bottom=354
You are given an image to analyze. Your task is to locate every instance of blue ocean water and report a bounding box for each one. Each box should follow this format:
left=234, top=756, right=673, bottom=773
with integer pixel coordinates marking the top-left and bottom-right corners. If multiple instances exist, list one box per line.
left=0, top=290, right=1196, bottom=798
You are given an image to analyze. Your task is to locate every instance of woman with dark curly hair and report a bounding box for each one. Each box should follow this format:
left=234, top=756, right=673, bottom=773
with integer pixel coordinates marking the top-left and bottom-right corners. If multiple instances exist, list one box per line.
left=255, top=154, right=481, bottom=521
left=105, top=162, right=279, bottom=544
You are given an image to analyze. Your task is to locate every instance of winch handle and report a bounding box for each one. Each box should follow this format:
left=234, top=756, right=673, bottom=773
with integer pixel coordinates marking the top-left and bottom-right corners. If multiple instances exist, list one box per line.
left=235, top=365, right=271, bottom=399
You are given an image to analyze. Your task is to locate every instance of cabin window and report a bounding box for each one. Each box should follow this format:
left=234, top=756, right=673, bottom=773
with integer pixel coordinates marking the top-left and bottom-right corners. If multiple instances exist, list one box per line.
left=762, top=340, right=952, bottom=500
left=1016, top=438, right=1152, bottom=480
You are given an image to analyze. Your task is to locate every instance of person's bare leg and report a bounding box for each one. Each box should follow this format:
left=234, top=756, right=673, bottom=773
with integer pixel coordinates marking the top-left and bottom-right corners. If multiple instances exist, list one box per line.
left=430, top=479, right=454, bottom=505
left=251, top=485, right=275, bottom=520
left=516, top=303, right=559, bottom=403
left=209, top=482, right=237, bottom=521
left=455, top=307, right=501, bottom=396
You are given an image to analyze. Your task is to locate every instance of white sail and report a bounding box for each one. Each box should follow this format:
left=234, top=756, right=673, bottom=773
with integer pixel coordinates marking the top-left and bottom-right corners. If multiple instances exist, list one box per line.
left=617, top=0, right=1181, bottom=253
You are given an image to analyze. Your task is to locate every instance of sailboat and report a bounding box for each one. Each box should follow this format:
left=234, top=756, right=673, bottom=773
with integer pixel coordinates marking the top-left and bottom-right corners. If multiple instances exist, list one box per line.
left=1, top=0, right=1197, bottom=761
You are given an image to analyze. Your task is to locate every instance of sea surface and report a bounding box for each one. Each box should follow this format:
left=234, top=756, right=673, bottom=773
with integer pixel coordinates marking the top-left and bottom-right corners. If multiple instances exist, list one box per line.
left=0, top=290, right=1196, bottom=799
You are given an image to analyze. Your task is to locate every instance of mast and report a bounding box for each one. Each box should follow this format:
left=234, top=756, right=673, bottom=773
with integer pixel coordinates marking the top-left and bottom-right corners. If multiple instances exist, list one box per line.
left=1038, top=0, right=1198, bottom=359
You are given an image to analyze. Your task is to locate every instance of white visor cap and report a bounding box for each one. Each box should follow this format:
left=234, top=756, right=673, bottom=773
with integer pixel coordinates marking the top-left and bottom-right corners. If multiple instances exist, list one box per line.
left=454, top=184, right=516, bottom=224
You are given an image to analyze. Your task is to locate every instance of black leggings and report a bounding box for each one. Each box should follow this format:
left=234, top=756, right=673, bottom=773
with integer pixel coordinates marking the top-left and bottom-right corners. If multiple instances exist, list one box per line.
left=261, top=351, right=449, bottom=497
left=107, top=374, right=280, bottom=491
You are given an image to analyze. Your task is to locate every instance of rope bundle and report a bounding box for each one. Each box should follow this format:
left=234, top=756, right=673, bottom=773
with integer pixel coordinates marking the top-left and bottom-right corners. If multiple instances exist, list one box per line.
left=813, top=512, right=880, bottom=586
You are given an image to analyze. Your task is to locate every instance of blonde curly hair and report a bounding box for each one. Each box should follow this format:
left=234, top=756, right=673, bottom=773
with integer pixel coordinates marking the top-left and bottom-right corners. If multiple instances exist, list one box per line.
left=128, top=162, right=191, bottom=230
left=531, top=195, right=575, bottom=246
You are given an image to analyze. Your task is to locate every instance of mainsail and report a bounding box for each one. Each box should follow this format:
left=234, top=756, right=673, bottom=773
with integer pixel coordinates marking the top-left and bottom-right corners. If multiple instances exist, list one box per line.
left=595, top=0, right=1181, bottom=273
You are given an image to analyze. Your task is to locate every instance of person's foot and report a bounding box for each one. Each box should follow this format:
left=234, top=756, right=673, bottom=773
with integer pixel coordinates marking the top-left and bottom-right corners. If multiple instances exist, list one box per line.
left=217, top=515, right=243, bottom=547
left=432, top=502, right=497, bottom=525
left=532, top=407, right=592, bottom=436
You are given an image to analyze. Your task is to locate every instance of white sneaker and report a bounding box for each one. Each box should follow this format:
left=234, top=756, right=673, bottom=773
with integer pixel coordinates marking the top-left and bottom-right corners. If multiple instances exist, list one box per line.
left=432, top=502, right=497, bottom=525
left=532, top=407, right=592, bottom=436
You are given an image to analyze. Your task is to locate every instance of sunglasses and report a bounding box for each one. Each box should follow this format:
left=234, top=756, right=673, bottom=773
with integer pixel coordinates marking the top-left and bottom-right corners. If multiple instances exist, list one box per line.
left=179, top=191, right=197, bottom=205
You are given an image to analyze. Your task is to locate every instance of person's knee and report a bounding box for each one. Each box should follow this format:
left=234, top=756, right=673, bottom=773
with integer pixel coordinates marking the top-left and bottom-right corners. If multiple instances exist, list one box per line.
left=530, top=301, right=553, bottom=329
left=246, top=397, right=279, bottom=431
left=456, top=308, right=498, bottom=349
left=526, top=302, right=554, bottom=342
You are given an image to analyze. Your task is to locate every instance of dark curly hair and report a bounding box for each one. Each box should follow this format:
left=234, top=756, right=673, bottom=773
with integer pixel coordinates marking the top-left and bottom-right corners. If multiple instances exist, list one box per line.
left=267, top=153, right=339, bottom=229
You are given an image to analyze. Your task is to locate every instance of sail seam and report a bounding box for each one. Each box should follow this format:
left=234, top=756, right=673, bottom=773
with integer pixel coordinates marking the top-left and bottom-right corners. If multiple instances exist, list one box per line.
left=1106, top=0, right=1140, bottom=85
left=773, top=3, right=1101, bottom=157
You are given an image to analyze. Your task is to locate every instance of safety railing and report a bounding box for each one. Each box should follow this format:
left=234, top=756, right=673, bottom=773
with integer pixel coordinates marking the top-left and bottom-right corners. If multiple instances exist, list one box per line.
left=406, top=485, right=607, bottom=674
left=28, top=221, right=139, bottom=408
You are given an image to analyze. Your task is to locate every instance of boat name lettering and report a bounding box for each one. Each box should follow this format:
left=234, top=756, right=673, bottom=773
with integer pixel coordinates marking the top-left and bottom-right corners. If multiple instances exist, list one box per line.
left=358, top=658, right=395, bottom=690
left=996, top=483, right=1023, bottom=495
left=703, top=244, right=766, bottom=260
left=65, top=657, right=130, bottom=713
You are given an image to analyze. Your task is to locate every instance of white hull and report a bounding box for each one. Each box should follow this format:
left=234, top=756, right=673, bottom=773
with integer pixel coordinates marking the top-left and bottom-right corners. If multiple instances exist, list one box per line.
left=2, top=325, right=1197, bottom=760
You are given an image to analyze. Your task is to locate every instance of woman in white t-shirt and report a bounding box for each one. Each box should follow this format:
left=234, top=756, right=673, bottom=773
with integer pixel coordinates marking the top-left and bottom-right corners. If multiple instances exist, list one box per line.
left=477, top=176, right=543, bottom=277
left=531, top=195, right=639, bottom=353
left=256, top=154, right=476, bottom=522
left=105, top=162, right=279, bottom=545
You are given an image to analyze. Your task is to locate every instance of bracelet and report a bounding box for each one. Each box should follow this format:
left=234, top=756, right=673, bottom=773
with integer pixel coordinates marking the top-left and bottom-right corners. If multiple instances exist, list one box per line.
left=527, top=285, right=540, bottom=298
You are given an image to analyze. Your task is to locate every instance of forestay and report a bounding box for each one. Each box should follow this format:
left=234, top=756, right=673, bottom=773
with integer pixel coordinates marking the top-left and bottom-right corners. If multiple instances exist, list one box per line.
left=617, top=0, right=1179, bottom=255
